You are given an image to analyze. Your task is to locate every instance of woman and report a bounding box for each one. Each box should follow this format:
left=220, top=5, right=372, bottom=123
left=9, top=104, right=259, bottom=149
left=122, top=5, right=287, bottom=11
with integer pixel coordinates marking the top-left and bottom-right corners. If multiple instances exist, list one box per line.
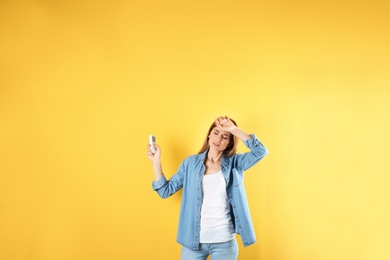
left=147, top=116, right=268, bottom=260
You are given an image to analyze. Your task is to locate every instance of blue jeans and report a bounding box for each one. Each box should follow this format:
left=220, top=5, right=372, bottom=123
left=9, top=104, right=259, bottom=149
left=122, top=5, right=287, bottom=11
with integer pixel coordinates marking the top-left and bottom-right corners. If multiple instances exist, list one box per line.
left=180, top=238, right=238, bottom=260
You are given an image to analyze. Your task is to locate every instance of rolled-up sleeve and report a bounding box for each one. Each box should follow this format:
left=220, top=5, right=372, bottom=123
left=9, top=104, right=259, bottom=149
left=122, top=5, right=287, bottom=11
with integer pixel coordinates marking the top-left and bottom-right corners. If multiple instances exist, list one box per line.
left=238, top=134, right=268, bottom=171
left=152, top=174, right=168, bottom=191
left=244, top=134, right=268, bottom=156
left=151, top=160, right=186, bottom=198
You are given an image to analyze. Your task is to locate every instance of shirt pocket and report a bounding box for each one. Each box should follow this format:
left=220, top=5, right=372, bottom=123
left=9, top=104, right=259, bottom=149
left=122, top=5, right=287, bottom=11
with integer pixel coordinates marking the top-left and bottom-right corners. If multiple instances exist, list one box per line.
left=232, top=168, right=244, bottom=187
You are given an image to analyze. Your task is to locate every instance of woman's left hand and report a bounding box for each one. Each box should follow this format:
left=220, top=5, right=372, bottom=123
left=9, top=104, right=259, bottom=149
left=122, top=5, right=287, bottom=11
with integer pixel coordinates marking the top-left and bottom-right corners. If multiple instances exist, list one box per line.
left=215, top=116, right=236, bottom=132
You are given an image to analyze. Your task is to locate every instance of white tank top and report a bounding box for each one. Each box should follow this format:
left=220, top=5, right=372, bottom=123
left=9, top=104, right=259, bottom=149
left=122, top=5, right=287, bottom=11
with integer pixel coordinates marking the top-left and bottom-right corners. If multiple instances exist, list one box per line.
left=199, top=171, right=234, bottom=243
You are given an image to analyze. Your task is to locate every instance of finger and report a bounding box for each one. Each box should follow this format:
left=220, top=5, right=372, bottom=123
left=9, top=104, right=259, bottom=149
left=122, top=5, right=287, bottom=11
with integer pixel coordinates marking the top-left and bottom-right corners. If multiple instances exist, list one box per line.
left=215, top=124, right=223, bottom=131
left=219, top=117, right=227, bottom=125
left=147, top=144, right=155, bottom=154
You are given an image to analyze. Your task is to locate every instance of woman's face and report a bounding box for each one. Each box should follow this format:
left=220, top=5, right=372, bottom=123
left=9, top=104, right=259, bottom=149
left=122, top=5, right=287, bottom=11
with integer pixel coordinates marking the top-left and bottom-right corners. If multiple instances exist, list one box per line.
left=208, top=126, right=231, bottom=152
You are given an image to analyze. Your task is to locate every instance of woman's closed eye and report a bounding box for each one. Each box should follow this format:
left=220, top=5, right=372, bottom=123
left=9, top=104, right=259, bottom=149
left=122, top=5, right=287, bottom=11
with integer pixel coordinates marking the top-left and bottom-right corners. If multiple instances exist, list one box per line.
left=213, top=130, right=229, bottom=140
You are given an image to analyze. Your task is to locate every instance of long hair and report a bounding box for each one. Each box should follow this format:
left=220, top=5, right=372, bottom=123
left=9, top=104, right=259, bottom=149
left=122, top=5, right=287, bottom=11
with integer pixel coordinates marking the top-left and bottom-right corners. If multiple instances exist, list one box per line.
left=198, top=118, right=239, bottom=157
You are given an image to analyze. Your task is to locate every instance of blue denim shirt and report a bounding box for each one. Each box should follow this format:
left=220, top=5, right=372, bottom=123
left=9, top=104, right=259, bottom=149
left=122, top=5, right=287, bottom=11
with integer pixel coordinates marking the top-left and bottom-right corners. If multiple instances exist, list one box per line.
left=152, top=134, right=268, bottom=250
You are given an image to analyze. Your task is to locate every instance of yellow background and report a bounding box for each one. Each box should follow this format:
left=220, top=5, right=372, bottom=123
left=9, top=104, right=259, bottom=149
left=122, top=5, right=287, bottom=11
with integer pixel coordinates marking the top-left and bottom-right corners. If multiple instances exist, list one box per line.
left=1, top=0, right=389, bottom=259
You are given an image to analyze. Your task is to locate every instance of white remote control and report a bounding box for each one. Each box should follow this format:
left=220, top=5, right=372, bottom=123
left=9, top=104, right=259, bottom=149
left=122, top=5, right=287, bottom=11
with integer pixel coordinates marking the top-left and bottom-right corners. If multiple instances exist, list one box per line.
left=149, top=135, right=156, bottom=154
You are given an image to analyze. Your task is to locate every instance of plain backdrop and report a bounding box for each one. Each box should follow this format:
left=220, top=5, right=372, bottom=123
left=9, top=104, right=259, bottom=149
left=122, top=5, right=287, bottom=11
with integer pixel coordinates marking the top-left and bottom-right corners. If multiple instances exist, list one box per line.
left=1, top=0, right=389, bottom=259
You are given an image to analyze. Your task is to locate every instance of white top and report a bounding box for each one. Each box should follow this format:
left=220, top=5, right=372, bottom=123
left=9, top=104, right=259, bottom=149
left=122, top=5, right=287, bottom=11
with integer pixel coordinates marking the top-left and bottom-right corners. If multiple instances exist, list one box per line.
left=199, top=171, right=235, bottom=243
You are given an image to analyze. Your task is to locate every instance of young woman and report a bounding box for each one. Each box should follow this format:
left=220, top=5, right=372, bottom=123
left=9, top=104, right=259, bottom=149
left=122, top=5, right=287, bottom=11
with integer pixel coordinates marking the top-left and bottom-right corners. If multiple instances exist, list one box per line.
left=147, top=116, right=268, bottom=260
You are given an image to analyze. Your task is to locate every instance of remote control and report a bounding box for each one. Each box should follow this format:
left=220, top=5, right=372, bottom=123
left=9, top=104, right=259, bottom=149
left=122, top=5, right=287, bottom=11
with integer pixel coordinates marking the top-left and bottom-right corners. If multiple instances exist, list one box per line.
left=149, top=135, right=156, bottom=154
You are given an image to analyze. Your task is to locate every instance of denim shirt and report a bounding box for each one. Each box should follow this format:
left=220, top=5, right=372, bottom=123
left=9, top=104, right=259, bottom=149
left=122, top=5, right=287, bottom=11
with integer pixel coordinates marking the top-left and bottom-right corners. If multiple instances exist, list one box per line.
left=152, top=134, right=268, bottom=250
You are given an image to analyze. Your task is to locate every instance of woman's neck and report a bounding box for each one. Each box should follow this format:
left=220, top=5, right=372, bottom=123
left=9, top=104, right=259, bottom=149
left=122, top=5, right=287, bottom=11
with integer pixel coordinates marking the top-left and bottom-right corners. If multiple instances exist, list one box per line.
left=207, top=150, right=223, bottom=163
left=204, top=150, right=223, bottom=175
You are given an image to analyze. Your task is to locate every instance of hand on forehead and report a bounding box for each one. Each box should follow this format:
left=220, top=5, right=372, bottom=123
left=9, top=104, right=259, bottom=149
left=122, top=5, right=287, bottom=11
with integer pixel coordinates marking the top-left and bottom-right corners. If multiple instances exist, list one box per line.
left=213, top=125, right=231, bottom=135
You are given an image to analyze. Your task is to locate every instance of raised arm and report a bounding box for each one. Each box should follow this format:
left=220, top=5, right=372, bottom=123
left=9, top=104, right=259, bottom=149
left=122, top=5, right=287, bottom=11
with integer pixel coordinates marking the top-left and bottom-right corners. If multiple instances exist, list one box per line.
left=147, top=142, right=163, bottom=182
left=147, top=142, right=184, bottom=198
left=215, top=116, right=251, bottom=141
left=216, top=116, right=268, bottom=170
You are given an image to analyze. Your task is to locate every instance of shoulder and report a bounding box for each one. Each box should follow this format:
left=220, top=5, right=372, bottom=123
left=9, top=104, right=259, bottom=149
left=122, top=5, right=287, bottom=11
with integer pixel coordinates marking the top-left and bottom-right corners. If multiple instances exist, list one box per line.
left=180, top=152, right=206, bottom=168
left=183, top=153, right=203, bottom=163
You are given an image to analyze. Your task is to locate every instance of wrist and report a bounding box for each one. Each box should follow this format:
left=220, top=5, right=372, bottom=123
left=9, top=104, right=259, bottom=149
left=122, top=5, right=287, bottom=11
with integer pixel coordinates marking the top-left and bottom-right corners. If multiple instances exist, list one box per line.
left=229, top=126, right=239, bottom=134
left=152, top=159, right=161, bottom=166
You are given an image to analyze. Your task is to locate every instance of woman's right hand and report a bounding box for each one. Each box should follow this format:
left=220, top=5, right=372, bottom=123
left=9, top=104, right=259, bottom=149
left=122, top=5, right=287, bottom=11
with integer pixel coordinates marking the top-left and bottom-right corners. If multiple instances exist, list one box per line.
left=147, top=143, right=163, bottom=182
left=147, top=143, right=161, bottom=162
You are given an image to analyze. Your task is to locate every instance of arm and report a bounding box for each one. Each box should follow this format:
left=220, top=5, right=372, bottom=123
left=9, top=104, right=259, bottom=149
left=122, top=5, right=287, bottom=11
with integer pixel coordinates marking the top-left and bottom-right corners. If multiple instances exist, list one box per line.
left=230, top=126, right=251, bottom=142
left=216, top=116, right=268, bottom=170
left=238, top=134, right=268, bottom=170
left=147, top=142, right=184, bottom=198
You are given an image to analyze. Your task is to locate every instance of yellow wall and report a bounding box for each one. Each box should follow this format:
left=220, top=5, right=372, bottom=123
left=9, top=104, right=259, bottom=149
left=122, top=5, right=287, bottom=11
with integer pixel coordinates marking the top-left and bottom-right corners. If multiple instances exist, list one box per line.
left=1, top=1, right=389, bottom=259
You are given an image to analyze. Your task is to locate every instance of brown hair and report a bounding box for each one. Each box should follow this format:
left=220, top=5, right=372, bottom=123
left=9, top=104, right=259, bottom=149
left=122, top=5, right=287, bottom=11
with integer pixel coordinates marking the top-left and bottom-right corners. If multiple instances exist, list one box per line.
left=198, top=118, right=239, bottom=157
